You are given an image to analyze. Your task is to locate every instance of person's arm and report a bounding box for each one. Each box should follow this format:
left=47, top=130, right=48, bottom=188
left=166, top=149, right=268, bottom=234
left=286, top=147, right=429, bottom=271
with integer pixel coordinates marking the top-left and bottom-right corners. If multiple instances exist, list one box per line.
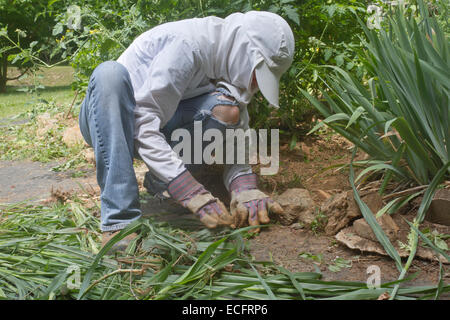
left=223, top=105, right=284, bottom=232
left=222, top=105, right=253, bottom=189
left=133, top=39, right=197, bottom=183
left=131, top=39, right=236, bottom=228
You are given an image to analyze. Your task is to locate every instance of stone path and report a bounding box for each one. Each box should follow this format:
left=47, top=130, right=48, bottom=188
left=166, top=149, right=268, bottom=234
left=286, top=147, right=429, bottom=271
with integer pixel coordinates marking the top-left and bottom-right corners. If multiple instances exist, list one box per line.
left=0, top=160, right=97, bottom=205
left=0, top=118, right=30, bottom=128
left=0, top=159, right=199, bottom=227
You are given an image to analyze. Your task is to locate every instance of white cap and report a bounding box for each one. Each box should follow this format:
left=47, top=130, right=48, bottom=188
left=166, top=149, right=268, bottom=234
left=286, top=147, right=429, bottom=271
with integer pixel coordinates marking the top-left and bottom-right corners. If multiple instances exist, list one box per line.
left=254, top=60, right=282, bottom=108
left=243, top=11, right=295, bottom=108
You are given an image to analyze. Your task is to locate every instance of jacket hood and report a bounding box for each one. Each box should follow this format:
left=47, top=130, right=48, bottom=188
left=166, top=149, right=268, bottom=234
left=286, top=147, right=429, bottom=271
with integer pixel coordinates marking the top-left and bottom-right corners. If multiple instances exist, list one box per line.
left=211, top=11, right=295, bottom=105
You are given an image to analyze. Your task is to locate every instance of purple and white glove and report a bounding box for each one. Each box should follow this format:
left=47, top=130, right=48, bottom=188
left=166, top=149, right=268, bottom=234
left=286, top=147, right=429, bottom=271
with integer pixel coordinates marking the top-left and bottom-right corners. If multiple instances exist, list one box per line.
left=168, top=170, right=236, bottom=229
left=229, top=173, right=284, bottom=232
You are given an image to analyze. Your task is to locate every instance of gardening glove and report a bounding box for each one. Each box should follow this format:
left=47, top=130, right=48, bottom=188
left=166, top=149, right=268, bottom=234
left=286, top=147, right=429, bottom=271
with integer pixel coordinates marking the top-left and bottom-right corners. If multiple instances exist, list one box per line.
left=229, top=173, right=284, bottom=233
left=168, top=170, right=236, bottom=229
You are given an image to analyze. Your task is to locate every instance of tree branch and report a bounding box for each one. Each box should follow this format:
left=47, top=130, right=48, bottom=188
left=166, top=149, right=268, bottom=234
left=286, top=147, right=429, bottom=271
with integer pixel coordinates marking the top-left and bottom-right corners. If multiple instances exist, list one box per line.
left=6, top=67, right=31, bottom=81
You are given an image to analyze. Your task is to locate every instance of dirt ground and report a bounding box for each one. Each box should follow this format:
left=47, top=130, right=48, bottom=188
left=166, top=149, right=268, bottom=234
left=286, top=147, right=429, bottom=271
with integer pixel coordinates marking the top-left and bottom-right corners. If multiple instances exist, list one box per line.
left=192, top=133, right=450, bottom=288
left=252, top=136, right=449, bottom=287
left=0, top=131, right=448, bottom=290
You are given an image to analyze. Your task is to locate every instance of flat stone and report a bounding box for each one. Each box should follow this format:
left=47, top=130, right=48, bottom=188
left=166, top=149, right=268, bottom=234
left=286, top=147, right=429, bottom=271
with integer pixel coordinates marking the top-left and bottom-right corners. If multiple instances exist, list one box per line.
left=426, top=188, right=450, bottom=226
left=273, top=188, right=315, bottom=226
left=353, top=214, right=399, bottom=242
left=289, top=222, right=304, bottom=230
left=62, top=124, right=85, bottom=147
left=322, top=191, right=384, bottom=236
left=336, top=226, right=449, bottom=264
left=36, top=113, right=59, bottom=138
left=0, top=160, right=96, bottom=205
left=0, top=118, right=30, bottom=128
left=83, top=148, right=96, bottom=165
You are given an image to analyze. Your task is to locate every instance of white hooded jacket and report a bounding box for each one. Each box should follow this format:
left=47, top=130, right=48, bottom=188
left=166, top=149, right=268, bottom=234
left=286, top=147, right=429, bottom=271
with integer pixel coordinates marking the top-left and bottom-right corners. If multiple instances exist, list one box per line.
left=117, top=11, right=294, bottom=187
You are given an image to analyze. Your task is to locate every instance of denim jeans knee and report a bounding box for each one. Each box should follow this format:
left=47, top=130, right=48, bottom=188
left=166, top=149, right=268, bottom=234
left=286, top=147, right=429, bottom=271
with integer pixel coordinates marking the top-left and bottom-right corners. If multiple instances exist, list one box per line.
left=80, top=61, right=141, bottom=232
left=162, top=87, right=241, bottom=141
left=161, top=88, right=242, bottom=170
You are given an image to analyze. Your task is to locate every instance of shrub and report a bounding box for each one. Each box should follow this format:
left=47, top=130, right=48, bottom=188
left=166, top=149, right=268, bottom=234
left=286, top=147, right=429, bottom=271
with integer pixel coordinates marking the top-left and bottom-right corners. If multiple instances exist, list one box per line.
left=303, top=0, right=449, bottom=187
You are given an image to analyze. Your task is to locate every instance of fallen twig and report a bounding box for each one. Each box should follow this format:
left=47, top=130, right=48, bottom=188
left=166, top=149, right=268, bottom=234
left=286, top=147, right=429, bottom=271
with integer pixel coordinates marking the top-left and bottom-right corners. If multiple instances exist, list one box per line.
left=65, top=90, right=79, bottom=119
left=84, top=268, right=146, bottom=296
left=382, top=185, right=429, bottom=201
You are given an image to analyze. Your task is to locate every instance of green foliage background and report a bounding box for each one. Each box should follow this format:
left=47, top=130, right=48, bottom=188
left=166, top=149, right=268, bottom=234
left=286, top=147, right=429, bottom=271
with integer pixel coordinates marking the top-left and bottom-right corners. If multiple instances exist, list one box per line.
left=48, top=0, right=370, bottom=134
left=2, top=1, right=446, bottom=139
left=0, top=0, right=63, bottom=91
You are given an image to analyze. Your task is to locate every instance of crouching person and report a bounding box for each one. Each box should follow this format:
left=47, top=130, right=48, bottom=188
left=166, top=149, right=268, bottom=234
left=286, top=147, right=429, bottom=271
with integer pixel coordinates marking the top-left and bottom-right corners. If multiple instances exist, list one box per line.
left=78, top=11, right=294, bottom=250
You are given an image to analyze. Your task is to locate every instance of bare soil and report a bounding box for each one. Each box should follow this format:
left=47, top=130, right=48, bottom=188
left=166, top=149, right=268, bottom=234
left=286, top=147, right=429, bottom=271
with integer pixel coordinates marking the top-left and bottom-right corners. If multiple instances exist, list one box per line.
left=1, top=131, right=448, bottom=290
left=191, top=133, right=449, bottom=287
left=246, top=134, right=449, bottom=287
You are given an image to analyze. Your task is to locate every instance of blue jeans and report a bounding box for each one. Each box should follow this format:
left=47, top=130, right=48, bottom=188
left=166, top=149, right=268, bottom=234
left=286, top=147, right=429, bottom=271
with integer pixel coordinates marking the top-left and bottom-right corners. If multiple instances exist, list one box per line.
left=161, top=87, right=241, bottom=164
left=79, top=61, right=240, bottom=231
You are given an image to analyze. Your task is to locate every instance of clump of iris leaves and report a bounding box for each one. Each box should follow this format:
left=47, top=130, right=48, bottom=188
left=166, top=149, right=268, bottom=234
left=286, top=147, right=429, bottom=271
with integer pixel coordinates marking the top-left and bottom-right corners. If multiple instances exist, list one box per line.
left=0, top=198, right=447, bottom=301
left=301, top=0, right=450, bottom=299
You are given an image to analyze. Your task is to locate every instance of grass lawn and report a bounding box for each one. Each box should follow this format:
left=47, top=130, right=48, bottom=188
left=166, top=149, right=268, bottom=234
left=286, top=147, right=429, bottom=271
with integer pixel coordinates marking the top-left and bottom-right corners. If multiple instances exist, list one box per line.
left=0, top=66, right=76, bottom=119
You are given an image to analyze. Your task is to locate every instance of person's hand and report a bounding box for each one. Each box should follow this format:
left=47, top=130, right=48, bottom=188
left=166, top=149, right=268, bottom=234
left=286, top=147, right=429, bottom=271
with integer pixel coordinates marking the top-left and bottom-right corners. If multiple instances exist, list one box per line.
left=168, top=170, right=235, bottom=229
left=229, top=174, right=283, bottom=233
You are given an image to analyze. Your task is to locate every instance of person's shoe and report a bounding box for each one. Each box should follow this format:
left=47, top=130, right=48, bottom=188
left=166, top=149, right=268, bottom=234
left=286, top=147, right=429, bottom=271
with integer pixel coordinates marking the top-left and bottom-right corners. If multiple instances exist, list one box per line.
left=101, top=231, right=139, bottom=254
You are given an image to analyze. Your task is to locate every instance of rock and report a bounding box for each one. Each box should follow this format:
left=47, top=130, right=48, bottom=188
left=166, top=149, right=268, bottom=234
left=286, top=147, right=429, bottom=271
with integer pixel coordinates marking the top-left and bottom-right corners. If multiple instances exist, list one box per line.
left=273, top=188, right=315, bottom=226
left=322, top=191, right=360, bottom=236
left=315, top=189, right=332, bottom=201
left=62, top=125, right=85, bottom=147
left=298, top=209, right=316, bottom=227
left=361, top=192, right=384, bottom=213
left=336, top=226, right=449, bottom=264
left=353, top=214, right=399, bottom=242
left=377, top=292, right=391, bottom=300
left=83, top=148, right=96, bottom=165
left=300, top=142, right=311, bottom=158
left=425, top=188, right=450, bottom=226
left=36, top=113, right=59, bottom=138
left=291, top=142, right=306, bottom=159
left=322, top=191, right=384, bottom=236
left=290, top=222, right=304, bottom=230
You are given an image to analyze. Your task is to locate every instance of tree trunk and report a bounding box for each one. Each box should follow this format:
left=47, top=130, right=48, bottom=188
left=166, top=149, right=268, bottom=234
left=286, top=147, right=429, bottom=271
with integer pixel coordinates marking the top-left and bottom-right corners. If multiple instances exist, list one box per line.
left=0, top=54, right=7, bottom=93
